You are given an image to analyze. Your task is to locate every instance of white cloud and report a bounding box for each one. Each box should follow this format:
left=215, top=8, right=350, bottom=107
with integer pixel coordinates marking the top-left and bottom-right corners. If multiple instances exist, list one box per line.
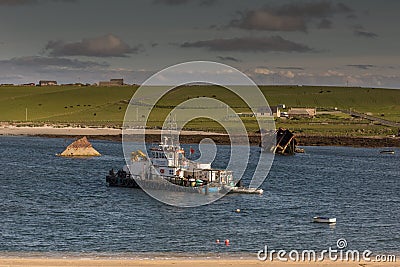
left=322, top=70, right=345, bottom=77
left=280, top=70, right=295, bottom=78
left=254, top=68, right=275, bottom=75
left=45, top=34, right=142, bottom=58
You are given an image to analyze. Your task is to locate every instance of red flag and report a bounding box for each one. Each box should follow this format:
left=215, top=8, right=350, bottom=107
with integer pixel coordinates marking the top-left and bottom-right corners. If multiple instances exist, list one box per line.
left=190, top=147, right=195, bottom=154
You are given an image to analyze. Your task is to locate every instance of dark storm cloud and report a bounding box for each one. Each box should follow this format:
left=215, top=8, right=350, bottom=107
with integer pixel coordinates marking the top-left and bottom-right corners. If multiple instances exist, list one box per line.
left=231, top=10, right=307, bottom=32
left=230, top=1, right=353, bottom=32
left=1, top=56, right=109, bottom=69
left=0, top=56, right=154, bottom=84
left=154, top=0, right=217, bottom=6
left=346, top=14, right=357, bottom=19
left=44, top=34, right=142, bottom=58
left=336, top=2, right=353, bottom=13
left=181, top=36, right=313, bottom=53
left=0, top=56, right=107, bottom=82
left=199, top=0, right=217, bottom=6
left=317, top=18, right=332, bottom=29
left=0, top=0, right=35, bottom=4
left=216, top=56, right=241, bottom=62
left=352, top=25, right=378, bottom=39
left=0, top=0, right=75, bottom=5
left=276, top=66, right=304, bottom=70
left=154, top=0, right=188, bottom=5
left=354, top=30, right=378, bottom=38
left=347, top=64, right=375, bottom=70
left=0, top=74, right=24, bottom=80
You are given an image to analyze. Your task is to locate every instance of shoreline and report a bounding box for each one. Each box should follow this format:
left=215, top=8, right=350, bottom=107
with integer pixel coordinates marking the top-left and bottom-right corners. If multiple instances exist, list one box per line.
left=0, top=257, right=398, bottom=267
left=0, top=126, right=399, bottom=147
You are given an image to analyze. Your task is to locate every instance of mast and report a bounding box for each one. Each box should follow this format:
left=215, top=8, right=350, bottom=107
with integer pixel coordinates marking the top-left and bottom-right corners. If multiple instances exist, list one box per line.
left=164, top=113, right=179, bottom=166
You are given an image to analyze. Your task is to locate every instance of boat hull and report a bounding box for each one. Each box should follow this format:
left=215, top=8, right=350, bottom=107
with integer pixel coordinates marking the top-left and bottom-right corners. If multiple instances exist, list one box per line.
left=223, top=186, right=264, bottom=194
left=106, top=172, right=264, bottom=195
left=380, top=150, right=395, bottom=154
left=106, top=174, right=140, bottom=188
left=313, top=217, right=336, bottom=224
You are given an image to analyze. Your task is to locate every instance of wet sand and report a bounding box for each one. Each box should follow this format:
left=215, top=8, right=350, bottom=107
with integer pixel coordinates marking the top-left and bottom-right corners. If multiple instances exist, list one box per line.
left=0, top=258, right=398, bottom=267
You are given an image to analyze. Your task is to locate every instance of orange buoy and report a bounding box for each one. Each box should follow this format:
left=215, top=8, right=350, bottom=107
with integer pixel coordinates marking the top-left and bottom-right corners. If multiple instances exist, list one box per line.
left=225, top=239, right=230, bottom=246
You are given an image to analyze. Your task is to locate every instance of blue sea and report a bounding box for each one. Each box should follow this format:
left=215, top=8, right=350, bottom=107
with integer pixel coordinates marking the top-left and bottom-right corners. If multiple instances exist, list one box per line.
left=0, top=136, right=399, bottom=258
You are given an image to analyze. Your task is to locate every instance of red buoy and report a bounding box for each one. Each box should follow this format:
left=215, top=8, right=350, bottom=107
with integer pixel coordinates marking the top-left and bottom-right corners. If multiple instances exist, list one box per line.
left=216, top=239, right=220, bottom=244
left=225, top=239, right=230, bottom=246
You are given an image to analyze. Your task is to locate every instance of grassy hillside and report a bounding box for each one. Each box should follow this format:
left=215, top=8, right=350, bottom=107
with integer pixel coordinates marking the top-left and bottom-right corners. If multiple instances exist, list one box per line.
left=0, top=85, right=399, bottom=136
left=0, top=85, right=135, bottom=124
left=263, top=85, right=400, bottom=122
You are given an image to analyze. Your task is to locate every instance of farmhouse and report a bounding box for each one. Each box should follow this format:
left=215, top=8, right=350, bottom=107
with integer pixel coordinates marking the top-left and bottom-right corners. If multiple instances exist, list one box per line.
left=288, top=108, right=316, bottom=118
left=271, top=106, right=281, bottom=118
left=39, top=80, right=57, bottom=86
left=254, top=106, right=281, bottom=118
left=22, top=83, right=35, bottom=86
left=236, top=112, right=253, bottom=118
left=255, top=107, right=270, bottom=117
left=99, top=78, right=124, bottom=86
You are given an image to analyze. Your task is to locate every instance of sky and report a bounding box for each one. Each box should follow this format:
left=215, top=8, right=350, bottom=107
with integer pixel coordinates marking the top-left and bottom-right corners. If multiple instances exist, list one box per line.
left=0, top=0, right=400, bottom=88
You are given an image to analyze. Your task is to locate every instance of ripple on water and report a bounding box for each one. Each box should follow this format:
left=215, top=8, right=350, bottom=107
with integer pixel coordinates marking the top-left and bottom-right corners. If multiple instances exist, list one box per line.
left=0, top=136, right=399, bottom=254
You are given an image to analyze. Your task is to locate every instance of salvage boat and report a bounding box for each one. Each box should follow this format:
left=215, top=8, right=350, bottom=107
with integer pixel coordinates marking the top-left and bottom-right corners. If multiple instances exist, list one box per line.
left=106, top=136, right=262, bottom=194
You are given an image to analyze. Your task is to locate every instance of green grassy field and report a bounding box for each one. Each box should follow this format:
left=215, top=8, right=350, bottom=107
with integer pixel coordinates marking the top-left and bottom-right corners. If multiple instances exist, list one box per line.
left=0, top=85, right=399, bottom=136
left=0, top=85, right=134, bottom=125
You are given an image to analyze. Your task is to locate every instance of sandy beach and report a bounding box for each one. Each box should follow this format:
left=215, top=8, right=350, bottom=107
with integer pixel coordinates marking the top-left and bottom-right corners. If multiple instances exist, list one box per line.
left=1, top=125, right=399, bottom=147
left=0, top=258, right=398, bottom=267
left=0, top=125, right=122, bottom=136
left=0, top=126, right=225, bottom=136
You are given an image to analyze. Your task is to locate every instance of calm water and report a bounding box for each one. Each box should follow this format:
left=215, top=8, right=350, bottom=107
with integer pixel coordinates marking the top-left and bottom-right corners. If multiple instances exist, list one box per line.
left=0, top=136, right=399, bottom=257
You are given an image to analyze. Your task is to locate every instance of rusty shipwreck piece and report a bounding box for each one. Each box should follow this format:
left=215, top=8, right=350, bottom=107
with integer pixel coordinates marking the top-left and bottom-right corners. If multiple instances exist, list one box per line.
left=262, top=128, right=303, bottom=155
left=58, top=136, right=101, bottom=157
left=274, top=128, right=297, bottom=155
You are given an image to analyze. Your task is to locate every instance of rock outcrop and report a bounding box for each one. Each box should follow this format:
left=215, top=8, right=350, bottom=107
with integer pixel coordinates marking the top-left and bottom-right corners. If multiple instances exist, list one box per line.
left=59, top=136, right=101, bottom=157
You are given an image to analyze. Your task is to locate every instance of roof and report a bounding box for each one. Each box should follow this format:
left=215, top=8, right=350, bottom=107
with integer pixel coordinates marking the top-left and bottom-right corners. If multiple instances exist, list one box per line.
left=256, top=106, right=280, bottom=114
left=256, top=107, right=271, bottom=113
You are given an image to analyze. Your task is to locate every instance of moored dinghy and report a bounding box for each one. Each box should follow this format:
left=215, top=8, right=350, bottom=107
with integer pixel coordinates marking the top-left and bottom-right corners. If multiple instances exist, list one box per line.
left=313, top=216, right=336, bottom=224
left=223, top=186, right=264, bottom=194
left=380, top=150, right=395, bottom=154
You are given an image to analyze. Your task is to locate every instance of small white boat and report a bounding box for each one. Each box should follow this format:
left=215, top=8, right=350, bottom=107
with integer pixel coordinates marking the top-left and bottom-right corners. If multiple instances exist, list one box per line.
left=313, top=216, right=336, bottom=224
left=224, top=186, right=264, bottom=194
left=380, top=150, right=395, bottom=155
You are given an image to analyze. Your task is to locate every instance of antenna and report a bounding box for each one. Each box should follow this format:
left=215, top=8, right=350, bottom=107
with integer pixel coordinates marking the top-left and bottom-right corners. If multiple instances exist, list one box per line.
left=164, top=113, right=178, bottom=147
